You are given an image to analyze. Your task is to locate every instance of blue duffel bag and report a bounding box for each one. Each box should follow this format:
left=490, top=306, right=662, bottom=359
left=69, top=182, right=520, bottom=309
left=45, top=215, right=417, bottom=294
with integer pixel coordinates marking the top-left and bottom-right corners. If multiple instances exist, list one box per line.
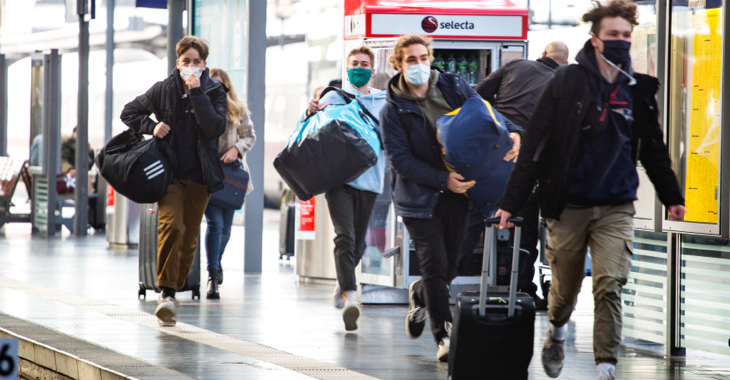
left=274, top=97, right=381, bottom=201
left=437, top=97, right=515, bottom=218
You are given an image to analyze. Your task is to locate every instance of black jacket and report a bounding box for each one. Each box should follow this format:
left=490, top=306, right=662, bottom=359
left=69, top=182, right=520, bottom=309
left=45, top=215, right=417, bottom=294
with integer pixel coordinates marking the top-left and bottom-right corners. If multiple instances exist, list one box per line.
left=380, top=70, right=479, bottom=219
left=120, top=69, right=228, bottom=193
left=498, top=62, right=684, bottom=220
left=476, top=57, right=559, bottom=129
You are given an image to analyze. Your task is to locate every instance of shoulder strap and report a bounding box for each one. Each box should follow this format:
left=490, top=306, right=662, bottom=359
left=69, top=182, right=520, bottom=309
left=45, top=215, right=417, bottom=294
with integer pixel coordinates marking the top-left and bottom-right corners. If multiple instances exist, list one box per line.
left=319, top=86, right=355, bottom=104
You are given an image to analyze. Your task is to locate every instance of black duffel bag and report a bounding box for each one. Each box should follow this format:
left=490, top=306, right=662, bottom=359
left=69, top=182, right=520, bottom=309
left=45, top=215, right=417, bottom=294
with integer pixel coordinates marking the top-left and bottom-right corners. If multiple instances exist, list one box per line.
left=208, top=160, right=249, bottom=210
left=96, top=129, right=177, bottom=204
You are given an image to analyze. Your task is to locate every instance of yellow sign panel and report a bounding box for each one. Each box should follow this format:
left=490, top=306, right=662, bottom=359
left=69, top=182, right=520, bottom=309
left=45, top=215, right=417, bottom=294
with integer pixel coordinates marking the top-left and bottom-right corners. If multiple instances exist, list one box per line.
left=685, top=8, right=721, bottom=223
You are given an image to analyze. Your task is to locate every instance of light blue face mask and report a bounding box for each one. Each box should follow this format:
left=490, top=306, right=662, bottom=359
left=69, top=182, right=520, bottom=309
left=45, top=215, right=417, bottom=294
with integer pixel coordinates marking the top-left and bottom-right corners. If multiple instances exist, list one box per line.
left=405, top=64, right=431, bottom=86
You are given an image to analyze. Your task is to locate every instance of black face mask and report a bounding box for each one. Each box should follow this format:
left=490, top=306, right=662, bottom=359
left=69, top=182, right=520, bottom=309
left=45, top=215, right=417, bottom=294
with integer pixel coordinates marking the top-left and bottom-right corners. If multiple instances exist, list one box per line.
left=598, top=38, right=631, bottom=65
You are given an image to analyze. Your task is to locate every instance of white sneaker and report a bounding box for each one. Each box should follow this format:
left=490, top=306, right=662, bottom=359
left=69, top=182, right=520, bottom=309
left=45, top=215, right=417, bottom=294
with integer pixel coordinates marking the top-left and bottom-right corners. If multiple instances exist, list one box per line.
left=542, top=324, right=566, bottom=378
left=155, top=294, right=179, bottom=327
left=333, top=283, right=345, bottom=309
left=596, top=363, right=616, bottom=380
left=437, top=337, right=450, bottom=362
left=342, top=301, right=360, bottom=331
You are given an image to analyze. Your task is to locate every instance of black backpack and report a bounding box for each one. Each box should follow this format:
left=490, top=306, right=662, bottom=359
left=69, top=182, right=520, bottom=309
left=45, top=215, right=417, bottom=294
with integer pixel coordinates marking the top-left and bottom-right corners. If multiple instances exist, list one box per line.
left=96, top=129, right=177, bottom=204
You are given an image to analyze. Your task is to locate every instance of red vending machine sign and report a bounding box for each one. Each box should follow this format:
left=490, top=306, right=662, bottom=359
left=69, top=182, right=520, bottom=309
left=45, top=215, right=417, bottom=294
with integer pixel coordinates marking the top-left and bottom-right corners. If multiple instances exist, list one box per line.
left=299, top=198, right=316, bottom=240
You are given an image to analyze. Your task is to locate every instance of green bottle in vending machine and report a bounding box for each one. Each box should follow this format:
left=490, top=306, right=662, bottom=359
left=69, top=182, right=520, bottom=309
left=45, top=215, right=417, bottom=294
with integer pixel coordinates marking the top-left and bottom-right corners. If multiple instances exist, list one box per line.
left=468, top=55, right=479, bottom=85
left=434, top=55, right=445, bottom=71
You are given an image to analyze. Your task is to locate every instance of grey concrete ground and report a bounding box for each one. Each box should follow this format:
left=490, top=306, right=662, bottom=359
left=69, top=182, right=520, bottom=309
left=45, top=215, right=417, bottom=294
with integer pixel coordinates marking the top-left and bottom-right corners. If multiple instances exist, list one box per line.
left=0, top=210, right=729, bottom=380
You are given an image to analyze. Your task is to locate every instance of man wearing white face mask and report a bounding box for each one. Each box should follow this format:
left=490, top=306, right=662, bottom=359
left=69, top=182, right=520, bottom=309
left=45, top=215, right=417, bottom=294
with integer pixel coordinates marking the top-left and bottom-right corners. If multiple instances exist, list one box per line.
left=121, top=36, right=227, bottom=327
left=494, top=1, right=685, bottom=379
left=380, top=34, right=522, bottom=362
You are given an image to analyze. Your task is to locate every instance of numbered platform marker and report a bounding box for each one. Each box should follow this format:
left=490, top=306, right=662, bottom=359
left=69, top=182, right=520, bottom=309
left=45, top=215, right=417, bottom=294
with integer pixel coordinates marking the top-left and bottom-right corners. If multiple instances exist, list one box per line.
left=0, top=339, right=18, bottom=380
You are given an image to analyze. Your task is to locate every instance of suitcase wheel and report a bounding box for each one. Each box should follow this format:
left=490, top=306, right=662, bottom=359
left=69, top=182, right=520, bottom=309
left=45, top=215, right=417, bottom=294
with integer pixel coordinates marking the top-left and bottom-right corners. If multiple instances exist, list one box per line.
left=138, top=288, right=146, bottom=300
left=192, top=286, right=201, bottom=300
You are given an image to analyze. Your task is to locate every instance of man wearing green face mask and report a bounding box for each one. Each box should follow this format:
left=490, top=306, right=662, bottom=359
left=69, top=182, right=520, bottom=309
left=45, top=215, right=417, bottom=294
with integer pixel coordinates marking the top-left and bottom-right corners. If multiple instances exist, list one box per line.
left=301, top=46, right=387, bottom=331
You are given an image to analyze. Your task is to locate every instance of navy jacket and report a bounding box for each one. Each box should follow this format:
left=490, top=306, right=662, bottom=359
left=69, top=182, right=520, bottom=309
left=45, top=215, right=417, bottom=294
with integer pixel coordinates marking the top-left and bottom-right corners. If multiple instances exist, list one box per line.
left=380, top=70, right=479, bottom=219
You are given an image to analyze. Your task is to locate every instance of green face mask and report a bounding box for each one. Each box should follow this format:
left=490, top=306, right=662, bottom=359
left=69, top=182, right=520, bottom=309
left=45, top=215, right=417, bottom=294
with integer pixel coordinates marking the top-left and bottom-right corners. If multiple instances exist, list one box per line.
left=348, top=67, right=372, bottom=88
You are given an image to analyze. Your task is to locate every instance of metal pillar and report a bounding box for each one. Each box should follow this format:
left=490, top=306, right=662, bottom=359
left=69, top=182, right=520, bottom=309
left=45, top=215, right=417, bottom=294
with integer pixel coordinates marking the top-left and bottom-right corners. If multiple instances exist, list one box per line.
left=45, top=50, right=62, bottom=237
left=105, top=0, right=114, bottom=144
left=167, top=0, right=185, bottom=74
left=244, top=0, right=267, bottom=273
left=187, top=0, right=195, bottom=35
left=0, top=55, right=7, bottom=157
left=666, top=233, right=686, bottom=356
left=74, top=8, right=90, bottom=236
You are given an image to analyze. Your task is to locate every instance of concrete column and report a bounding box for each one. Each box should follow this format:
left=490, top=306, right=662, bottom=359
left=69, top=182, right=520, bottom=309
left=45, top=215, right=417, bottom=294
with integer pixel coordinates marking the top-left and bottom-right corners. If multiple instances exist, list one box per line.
left=244, top=0, right=267, bottom=273
left=167, top=0, right=185, bottom=74
left=74, top=13, right=90, bottom=236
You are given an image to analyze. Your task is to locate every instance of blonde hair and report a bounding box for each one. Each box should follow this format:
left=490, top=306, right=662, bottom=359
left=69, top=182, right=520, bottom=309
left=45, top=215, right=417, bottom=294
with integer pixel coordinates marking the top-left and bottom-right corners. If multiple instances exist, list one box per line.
left=347, top=46, right=375, bottom=66
left=210, top=68, right=250, bottom=128
left=388, top=34, right=434, bottom=70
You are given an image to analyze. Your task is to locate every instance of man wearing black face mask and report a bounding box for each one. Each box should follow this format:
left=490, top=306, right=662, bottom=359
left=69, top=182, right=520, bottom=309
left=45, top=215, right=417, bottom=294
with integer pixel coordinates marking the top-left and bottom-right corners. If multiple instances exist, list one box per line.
left=493, top=1, right=685, bottom=379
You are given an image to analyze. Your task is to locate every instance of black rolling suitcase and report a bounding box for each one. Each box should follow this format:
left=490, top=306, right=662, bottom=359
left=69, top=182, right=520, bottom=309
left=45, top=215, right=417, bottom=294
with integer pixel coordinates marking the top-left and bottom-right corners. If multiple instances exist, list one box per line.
left=449, top=217, right=535, bottom=380
left=279, top=202, right=296, bottom=261
left=137, top=203, right=201, bottom=300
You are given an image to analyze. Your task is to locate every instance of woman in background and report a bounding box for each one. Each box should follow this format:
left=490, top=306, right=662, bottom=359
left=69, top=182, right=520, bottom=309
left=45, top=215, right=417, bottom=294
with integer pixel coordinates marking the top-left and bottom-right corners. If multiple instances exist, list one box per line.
left=204, top=68, right=256, bottom=299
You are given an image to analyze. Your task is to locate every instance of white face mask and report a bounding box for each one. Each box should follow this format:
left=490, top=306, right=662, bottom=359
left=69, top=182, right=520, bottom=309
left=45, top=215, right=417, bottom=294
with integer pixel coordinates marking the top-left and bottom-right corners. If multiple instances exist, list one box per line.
left=405, top=64, right=431, bottom=86
left=180, top=66, right=202, bottom=81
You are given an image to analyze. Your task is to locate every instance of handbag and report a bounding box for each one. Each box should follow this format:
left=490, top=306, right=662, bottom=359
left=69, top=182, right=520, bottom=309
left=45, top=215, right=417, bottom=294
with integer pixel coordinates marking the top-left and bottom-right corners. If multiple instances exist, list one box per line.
left=209, top=160, right=249, bottom=210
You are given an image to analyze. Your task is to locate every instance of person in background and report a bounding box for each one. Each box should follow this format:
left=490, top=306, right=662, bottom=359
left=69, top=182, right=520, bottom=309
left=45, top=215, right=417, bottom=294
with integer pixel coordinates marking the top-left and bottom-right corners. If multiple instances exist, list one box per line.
left=121, top=36, right=227, bottom=327
left=458, top=41, right=570, bottom=311
left=203, top=68, right=256, bottom=299
left=495, top=2, right=685, bottom=379
left=380, top=34, right=522, bottom=362
left=300, top=46, right=387, bottom=331
left=61, top=127, right=95, bottom=178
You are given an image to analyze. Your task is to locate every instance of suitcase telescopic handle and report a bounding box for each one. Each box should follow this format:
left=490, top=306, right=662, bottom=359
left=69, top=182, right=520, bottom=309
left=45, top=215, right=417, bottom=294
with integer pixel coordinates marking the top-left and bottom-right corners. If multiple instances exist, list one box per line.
left=480, top=217, right=524, bottom=318
left=484, top=217, right=523, bottom=227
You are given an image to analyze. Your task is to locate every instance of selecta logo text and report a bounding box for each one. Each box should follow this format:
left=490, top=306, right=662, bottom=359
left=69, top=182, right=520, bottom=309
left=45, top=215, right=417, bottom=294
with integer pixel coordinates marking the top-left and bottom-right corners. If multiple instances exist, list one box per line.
left=421, top=16, right=475, bottom=33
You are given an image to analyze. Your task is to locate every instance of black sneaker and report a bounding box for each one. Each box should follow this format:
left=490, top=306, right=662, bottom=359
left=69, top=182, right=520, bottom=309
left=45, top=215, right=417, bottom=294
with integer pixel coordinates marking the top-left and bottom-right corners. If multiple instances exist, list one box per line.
left=405, top=280, right=427, bottom=339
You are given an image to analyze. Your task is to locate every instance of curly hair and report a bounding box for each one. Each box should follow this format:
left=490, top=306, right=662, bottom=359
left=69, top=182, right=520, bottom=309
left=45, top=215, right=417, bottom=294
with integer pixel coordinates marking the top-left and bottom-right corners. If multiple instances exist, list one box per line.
left=582, top=0, right=639, bottom=36
left=388, top=34, right=434, bottom=70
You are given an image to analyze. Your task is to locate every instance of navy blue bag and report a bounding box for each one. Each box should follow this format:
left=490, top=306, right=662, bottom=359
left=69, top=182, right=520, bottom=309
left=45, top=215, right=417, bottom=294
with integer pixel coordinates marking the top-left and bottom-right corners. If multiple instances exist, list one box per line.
left=208, top=160, right=249, bottom=210
left=437, top=97, right=515, bottom=218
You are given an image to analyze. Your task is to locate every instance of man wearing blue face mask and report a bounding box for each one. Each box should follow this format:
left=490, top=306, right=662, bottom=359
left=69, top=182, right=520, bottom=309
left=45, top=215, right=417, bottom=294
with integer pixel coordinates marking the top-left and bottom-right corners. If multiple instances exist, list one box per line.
left=300, top=46, right=387, bottom=332
left=494, top=1, right=685, bottom=379
left=380, top=34, right=521, bottom=362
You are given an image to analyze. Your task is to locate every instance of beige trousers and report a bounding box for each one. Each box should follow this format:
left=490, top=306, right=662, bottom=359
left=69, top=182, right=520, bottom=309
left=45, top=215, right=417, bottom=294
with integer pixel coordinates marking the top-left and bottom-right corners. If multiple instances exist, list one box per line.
left=546, top=203, right=634, bottom=364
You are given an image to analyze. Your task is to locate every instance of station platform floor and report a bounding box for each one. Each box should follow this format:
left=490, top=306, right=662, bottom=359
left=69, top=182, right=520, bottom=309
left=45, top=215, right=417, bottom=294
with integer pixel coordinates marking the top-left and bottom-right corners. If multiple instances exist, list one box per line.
left=1, top=210, right=730, bottom=380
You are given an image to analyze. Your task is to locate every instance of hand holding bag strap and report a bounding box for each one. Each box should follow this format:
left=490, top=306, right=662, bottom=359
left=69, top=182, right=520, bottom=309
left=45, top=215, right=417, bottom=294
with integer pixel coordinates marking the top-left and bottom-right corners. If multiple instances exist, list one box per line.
left=319, top=86, right=355, bottom=104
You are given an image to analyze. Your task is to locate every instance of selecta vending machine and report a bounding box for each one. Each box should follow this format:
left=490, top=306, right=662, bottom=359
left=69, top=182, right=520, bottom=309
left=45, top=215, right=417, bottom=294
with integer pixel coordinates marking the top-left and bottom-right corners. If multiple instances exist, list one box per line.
left=348, top=0, right=530, bottom=304
left=296, top=0, right=529, bottom=304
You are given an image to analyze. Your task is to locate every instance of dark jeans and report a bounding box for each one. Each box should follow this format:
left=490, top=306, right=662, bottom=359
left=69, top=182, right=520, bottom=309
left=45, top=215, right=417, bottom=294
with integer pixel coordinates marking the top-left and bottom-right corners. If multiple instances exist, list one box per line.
left=204, top=204, right=235, bottom=272
left=458, top=187, right=541, bottom=296
left=325, top=185, right=378, bottom=292
left=403, top=191, right=469, bottom=343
